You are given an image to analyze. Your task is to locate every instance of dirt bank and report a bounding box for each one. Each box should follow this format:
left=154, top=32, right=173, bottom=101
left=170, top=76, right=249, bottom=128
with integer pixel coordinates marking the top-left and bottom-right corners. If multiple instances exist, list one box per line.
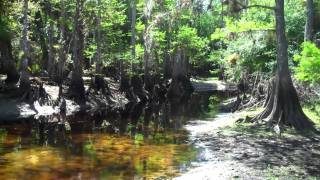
left=0, top=77, right=128, bottom=121
left=176, top=111, right=320, bottom=179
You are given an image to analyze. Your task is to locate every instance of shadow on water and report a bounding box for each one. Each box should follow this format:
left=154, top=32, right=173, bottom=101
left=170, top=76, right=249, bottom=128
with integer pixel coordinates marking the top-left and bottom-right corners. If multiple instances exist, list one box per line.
left=0, top=92, right=219, bottom=179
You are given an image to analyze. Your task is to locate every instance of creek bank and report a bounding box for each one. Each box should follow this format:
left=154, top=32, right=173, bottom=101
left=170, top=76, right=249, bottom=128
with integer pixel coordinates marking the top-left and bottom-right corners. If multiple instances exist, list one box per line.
left=0, top=76, right=127, bottom=121
left=0, top=74, right=196, bottom=121
left=175, top=109, right=320, bottom=179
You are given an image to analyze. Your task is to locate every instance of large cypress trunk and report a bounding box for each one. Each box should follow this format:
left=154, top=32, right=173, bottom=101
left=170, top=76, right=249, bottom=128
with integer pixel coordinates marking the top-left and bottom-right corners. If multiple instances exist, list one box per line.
left=254, top=0, right=314, bottom=130
left=69, top=0, right=85, bottom=104
left=0, top=39, right=19, bottom=84
left=167, top=49, right=193, bottom=103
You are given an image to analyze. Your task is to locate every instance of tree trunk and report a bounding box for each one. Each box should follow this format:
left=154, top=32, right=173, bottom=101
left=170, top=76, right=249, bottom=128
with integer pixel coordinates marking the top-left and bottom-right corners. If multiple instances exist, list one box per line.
left=172, top=49, right=188, bottom=78
left=69, top=0, right=86, bottom=104
left=207, top=0, right=213, bottom=10
left=130, top=0, right=137, bottom=72
left=95, top=0, right=102, bottom=74
left=19, top=0, right=30, bottom=92
left=304, top=0, right=314, bottom=41
left=167, top=49, right=193, bottom=103
left=143, top=0, right=154, bottom=92
left=221, top=0, right=224, bottom=27
left=0, top=40, right=19, bottom=84
left=34, top=10, right=49, bottom=71
left=45, top=1, right=55, bottom=78
left=57, top=0, right=67, bottom=85
left=254, top=0, right=314, bottom=130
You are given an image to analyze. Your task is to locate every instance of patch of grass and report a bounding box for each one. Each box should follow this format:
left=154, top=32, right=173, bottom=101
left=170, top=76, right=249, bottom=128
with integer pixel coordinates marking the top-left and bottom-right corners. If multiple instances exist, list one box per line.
left=304, top=106, right=320, bottom=126
left=264, top=165, right=316, bottom=180
left=199, top=95, right=222, bottom=119
left=221, top=122, right=275, bottom=137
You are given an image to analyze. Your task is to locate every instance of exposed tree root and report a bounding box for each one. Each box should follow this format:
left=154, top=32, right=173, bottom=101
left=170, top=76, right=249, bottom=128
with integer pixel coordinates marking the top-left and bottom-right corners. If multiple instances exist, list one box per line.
left=252, top=77, right=315, bottom=131
left=68, top=73, right=86, bottom=104
left=87, top=75, right=111, bottom=97
left=20, top=77, right=52, bottom=106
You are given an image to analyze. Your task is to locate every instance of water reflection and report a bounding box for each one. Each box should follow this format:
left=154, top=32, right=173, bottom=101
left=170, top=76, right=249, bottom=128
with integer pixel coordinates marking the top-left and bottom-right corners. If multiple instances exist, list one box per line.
left=0, top=92, right=217, bottom=179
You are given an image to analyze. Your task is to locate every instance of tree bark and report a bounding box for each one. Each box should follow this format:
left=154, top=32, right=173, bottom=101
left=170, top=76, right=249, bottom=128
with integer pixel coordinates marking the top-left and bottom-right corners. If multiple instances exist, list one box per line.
left=57, top=0, right=67, bottom=85
left=304, top=0, right=314, bottom=41
left=0, top=39, right=19, bottom=84
left=254, top=0, right=314, bottom=130
left=34, top=10, right=49, bottom=71
left=207, top=0, right=213, bottom=10
left=95, top=0, right=102, bottom=74
left=130, top=0, right=137, bottom=72
left=69, top=0, right=86, bottom=103
left=143, top=0, right=154, bottom=91
left=45, top=1, right=55, bottom=78
left=19, top=0, right=31, bottom=92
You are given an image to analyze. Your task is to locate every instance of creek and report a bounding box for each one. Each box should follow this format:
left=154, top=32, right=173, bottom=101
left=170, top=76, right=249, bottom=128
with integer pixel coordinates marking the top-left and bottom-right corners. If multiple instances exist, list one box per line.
left=0, top=92, right=224, bottom=179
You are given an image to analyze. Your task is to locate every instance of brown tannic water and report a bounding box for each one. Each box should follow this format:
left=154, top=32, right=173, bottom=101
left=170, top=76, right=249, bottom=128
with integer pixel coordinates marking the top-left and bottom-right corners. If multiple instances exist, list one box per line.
left=0, top=93, right=217, bottom=179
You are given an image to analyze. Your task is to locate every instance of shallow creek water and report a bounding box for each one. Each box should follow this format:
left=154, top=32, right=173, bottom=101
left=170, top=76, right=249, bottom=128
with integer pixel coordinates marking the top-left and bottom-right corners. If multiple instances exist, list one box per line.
left=0, top=93, right=221, bottom=179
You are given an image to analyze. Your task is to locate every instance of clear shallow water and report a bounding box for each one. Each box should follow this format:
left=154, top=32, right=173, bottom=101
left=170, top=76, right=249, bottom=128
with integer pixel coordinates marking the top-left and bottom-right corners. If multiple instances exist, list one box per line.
left=0, top=122, right=197, bottom=179
left=0, top=93, right=218, bottom=179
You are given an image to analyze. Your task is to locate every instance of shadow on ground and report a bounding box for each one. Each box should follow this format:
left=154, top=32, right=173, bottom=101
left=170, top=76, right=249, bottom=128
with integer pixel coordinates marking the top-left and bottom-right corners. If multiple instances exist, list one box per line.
left=203, top=124, right=320, bottom=178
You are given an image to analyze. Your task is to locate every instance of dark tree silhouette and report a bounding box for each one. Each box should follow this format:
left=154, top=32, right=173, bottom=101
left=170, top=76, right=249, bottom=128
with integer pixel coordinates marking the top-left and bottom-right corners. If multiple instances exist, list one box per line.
left=305, top=0, right=314, bottom=41
left=19, top=0, right=31, bottom=92
left=68, top=0, right=86, bottom=103
left=254, top=0, right=314, bottom=130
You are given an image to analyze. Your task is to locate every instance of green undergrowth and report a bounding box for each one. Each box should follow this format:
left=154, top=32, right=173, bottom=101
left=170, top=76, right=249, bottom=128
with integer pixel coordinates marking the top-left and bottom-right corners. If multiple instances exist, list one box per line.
left=220, top=106, right=320, bottom=138
left=264, top=165, right=318, bottom=180
left=303, top=105, right=320, bottom=127
left=200, top=95, right=221, bottom=119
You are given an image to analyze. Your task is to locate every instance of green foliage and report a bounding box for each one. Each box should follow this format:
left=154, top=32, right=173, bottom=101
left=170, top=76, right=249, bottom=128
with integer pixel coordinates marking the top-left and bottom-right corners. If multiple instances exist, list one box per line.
left=304, top=105, right=320, bottom=125
left=0, top=19, right=11, bottom=41
left=173, top=25, right=209, bottom=62
left=84, top=44, right=97, bottom=60
left=31, top=64, right=41, bottom=74
left=294, top=42, right=320, bottom=84
left=219, top=31, right=276, bottom=81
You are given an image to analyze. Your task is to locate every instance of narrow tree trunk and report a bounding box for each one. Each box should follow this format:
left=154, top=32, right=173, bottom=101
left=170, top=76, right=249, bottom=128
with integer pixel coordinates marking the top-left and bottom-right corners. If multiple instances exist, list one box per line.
left=164, top=14, right=172, bottom=80
left=95, top=0, right=102, bottom=74
left=143, top=0, right=154, bottom=91
left=254, top=0, right=314, bottom=130
left=221, top=0, right=224, bottom=27
left=130, top=0, right=137, bottom=72
left=58, top=0, right=67, bottom=85
left=69, top=0, right=86, bottom=103
left=34, top=11, right=49, bottom=71
left=304, top=0, right=314, bottom=41
left=207, top=0, right=213, bottom=10
left=46, top=1, right=55, bottom=78
left=19, top=0, right=30, bottom=92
